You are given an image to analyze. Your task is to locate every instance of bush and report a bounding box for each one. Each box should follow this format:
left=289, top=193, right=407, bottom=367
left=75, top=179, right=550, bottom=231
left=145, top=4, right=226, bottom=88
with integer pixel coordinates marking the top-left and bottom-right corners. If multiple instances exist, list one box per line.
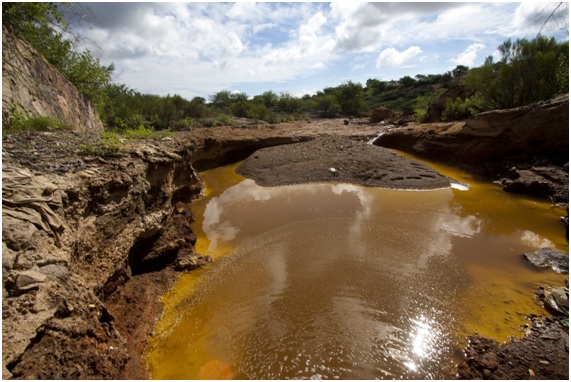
left=442, top=96, right=482, bottom=121
left=119, top=125, right=155, bottom=140
left=79, top=132, right=122, bottom=157
left=174, top=117, right=194, bottom=131
left=3, top=105, right=71, bottom=133
left=464, top=36, right=568, bottom=110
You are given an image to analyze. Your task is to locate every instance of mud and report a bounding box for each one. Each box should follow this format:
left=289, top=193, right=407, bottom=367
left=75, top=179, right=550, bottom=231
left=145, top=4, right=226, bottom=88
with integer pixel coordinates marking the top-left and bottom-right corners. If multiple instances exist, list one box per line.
left=237, top=136, right=451, bottom=189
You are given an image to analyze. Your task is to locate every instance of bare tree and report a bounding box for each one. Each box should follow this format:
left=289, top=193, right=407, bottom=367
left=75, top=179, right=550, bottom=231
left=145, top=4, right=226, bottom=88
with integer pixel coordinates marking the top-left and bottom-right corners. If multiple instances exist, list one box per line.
left=535, top=2, right=569, bottom=38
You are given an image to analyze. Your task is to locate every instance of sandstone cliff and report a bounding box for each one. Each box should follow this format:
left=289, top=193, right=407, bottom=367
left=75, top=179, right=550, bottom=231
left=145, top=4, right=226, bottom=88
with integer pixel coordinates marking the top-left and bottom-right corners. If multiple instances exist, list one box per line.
left=2, top=27, right=104, bottom=132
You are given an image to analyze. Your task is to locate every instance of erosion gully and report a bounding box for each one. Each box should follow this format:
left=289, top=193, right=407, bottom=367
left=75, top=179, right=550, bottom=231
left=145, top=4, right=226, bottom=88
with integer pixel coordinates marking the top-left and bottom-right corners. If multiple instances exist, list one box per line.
left=144, top=152, right=567, bottom=380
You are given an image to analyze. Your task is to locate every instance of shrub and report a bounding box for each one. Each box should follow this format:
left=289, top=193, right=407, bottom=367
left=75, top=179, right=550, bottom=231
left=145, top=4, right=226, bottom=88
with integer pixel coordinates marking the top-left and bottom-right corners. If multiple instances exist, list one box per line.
left=3, top=105, right=71, bottom=133
left=79, top=132, right=122, bottom=156
left=441, top=96, right=483, bottom=121
left=174, top=117, right=194, bottom=131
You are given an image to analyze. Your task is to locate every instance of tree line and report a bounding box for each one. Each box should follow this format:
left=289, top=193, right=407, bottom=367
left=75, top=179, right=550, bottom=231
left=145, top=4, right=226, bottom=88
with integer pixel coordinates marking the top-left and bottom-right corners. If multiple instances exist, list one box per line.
left=2, top=3, right=568, bottom=133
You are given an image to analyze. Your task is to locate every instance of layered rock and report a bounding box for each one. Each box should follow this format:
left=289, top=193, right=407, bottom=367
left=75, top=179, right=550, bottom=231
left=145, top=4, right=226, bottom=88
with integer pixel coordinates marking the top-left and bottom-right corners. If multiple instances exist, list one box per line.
left=2, top=27, right=104, bottom=132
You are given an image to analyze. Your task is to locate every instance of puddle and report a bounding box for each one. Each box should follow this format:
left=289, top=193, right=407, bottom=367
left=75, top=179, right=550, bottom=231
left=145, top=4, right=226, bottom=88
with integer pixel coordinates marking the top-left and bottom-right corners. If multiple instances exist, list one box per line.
left=146, top=157, right=568, bottom=380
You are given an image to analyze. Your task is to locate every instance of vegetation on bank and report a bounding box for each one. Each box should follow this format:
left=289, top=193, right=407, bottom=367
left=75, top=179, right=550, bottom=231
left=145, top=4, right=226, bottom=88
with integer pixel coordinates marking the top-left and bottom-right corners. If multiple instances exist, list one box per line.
left=2, top=3, right=569, bottom=135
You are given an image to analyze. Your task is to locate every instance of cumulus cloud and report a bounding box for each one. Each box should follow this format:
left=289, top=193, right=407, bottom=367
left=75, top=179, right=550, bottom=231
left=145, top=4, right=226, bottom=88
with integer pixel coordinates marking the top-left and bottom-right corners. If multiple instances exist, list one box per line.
left=451, top=43, right=485, bottom=66
left=331, top=2, right=471, bottom=52
left=376, top=46, right=422, bottom=67
left=65, top=2, right=567, bottom=99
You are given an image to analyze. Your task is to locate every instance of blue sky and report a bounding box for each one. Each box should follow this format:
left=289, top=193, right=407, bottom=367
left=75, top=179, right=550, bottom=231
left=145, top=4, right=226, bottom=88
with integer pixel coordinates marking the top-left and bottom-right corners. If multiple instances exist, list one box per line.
left=71, top=2, right=569, bottom=100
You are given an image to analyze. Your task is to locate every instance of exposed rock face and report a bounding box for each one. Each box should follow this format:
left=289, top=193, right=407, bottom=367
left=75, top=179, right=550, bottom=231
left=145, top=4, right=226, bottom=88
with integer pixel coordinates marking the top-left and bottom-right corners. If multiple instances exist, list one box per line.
left=2, top=27, right=104, bottom=132
left=500, top=166, right=569, bottom=203
left=237, top=136, right=452, bottom=189
left=463, top=94, right=568, bottom=164
left=375, top=94, right=569, bottom=201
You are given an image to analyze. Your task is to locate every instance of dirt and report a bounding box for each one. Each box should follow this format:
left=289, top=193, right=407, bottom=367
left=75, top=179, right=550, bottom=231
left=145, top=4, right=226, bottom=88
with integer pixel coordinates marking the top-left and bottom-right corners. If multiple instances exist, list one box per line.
left=2, top=118, right=569, bottom=380
left=457, top=315, right=569, bottom=380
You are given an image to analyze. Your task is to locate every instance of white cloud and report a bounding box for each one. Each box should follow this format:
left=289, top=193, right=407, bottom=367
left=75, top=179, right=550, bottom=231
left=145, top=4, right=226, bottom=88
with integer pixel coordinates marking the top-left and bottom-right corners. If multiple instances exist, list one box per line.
left=376, top=46, right=422, bottom=67
left=69, top=2, right=567, bottom=99
left=451, top=43, right=485, bottom=66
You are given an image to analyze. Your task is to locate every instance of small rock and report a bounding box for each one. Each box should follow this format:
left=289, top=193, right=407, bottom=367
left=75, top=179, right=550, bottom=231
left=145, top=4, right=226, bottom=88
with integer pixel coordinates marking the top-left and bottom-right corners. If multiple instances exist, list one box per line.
left=75, top=171, right=92, bottom=179
left=523, top=248, right=569, bottom=273
left=14, top=270, right=47, bottom=292
left=480, top=352, right=499, bottom=370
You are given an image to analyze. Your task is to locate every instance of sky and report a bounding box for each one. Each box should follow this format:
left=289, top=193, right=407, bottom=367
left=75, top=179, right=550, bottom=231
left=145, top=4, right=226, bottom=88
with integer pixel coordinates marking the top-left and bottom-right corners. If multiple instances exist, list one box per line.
left=68, top=1, right=569, bottom=100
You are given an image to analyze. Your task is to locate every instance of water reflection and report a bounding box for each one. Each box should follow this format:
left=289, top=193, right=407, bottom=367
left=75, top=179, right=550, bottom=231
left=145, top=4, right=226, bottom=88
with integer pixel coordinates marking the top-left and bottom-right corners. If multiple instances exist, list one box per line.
left=146, top=162, right=568, bottom=380
left=202, top=180, right=373, bottom=256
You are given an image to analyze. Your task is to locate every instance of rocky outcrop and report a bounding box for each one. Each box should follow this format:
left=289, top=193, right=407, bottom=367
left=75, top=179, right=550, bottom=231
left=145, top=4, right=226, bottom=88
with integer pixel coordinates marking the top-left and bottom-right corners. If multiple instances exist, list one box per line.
left=236, top=136, right=452, bottom=189
left=375, top=94, right=569, bottom=201
left=500, top=166, right=569, bottom=203
left=2, top=27, right=104, bottom=132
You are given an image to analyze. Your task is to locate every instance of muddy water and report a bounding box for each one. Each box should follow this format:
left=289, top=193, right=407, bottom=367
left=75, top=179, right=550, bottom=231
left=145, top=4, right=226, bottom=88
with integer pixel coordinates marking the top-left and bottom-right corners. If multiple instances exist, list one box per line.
left=146, top=156, right=568, bottom=380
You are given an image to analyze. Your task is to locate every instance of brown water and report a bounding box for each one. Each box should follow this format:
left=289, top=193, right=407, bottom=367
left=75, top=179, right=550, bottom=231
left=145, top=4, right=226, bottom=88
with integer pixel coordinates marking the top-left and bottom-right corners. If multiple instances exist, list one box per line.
left=145, top=156, right=568, bottom=380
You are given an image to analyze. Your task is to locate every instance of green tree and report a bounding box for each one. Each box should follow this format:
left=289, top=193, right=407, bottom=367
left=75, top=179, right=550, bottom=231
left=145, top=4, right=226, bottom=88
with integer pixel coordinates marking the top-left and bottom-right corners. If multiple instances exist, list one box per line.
left=2, top=2, right=62, bottom=35
left=209, top=90, right=233, bottom=113
left=276, top=92, right=302, bottom=113
left=313, top=94, right=340, bottom=117
left=398, top=76, right=417, bottom=87
left=465, top=36, right=568, bottom=110
left=452, top=65, right=469, bottom=79
left=255, top=90, right=279, bottom=108
left=335, top=81, right=365, bottom=116
left=187, top=97, right=208, bottom=118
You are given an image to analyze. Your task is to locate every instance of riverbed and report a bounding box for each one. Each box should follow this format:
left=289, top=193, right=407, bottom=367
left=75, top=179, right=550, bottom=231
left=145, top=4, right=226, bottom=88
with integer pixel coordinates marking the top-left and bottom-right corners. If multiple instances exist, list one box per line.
left=145, top=155, right=567, bottom=380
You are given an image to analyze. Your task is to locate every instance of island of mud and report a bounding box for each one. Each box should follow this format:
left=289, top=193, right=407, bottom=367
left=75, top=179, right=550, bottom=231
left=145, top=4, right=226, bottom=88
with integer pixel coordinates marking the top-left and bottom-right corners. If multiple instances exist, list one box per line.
left=236, top=136, right=451, bottom=190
